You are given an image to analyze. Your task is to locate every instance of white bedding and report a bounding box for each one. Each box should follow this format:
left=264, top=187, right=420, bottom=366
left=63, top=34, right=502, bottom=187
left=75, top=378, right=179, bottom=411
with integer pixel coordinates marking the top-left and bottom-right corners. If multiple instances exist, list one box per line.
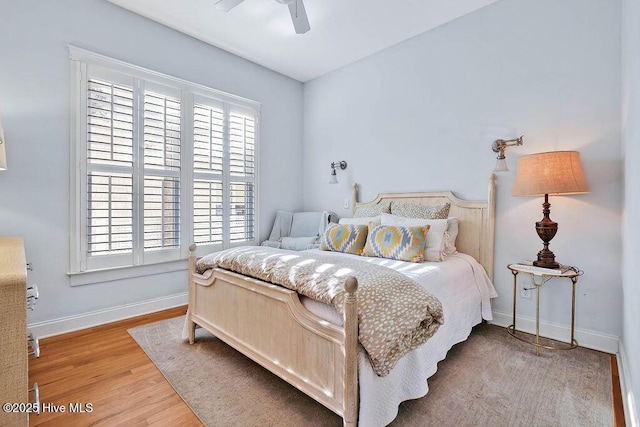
left=300, top=251, right=497, bottom=427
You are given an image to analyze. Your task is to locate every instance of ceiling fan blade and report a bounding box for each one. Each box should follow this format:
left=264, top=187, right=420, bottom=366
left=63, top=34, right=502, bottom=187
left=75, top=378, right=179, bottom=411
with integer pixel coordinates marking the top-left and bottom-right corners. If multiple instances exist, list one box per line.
left=287, top=0, right=310, bottom=34
left=214, top=0, right=244, bottom=12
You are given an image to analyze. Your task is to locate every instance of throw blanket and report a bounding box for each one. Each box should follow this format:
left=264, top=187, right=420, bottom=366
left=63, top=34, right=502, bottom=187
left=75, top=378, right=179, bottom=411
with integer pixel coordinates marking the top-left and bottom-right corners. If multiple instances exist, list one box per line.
left=196, top=247, right=444, bottom=377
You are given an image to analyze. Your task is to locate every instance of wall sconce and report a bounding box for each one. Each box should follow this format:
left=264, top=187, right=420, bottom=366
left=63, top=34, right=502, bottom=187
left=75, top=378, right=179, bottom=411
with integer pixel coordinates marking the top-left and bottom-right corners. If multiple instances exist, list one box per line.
left=0, top=113, right=6, bottom=171
left=329, top=160, right=347, bottom=184
left=491, top=135, right=524, bottom=172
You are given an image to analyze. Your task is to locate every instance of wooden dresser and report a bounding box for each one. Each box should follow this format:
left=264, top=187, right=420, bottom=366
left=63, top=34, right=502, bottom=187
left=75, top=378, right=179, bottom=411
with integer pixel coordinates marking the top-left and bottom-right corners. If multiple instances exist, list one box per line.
left=0, top=236, right=28, bottom=427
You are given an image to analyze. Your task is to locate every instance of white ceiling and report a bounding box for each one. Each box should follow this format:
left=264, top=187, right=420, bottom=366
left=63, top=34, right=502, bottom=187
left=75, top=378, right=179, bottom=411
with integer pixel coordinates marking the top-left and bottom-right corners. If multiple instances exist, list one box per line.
left=107, top=0, right=500, bottom=82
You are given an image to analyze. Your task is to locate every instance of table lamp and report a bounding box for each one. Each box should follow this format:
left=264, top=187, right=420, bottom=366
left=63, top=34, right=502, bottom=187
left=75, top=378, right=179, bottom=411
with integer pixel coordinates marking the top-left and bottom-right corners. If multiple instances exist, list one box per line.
left=512, top=151, right=589, bottom=269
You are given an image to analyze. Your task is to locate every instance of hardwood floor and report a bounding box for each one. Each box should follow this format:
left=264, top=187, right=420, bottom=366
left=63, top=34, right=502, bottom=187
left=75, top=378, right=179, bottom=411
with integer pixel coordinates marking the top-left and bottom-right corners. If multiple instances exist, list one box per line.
left=611, top=354, right=626, bottom=427
left=28, top=306, right=202, bottom=427
left=28, top=307, right=626, bottom=427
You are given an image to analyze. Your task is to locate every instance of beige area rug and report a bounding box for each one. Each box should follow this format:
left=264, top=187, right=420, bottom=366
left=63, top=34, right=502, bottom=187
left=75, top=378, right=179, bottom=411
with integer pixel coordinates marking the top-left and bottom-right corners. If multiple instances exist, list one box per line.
left=128, top=317, right=613, bottom=427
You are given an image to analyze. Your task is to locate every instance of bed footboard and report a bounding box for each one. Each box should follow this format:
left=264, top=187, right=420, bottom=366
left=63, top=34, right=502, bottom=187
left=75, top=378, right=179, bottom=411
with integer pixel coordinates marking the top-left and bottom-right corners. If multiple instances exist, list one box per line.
left=187, top=244, right=359, bottom=426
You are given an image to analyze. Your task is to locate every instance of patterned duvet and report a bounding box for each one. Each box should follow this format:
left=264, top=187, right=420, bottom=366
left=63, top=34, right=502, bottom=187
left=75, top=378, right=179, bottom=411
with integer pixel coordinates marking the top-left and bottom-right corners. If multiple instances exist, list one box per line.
left=196, top=246, right=444, bottom=376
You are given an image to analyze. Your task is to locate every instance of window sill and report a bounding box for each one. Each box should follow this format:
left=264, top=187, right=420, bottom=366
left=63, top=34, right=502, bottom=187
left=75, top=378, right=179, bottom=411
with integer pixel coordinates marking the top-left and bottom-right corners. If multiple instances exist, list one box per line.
left=67, top=259, right=188, bottom=286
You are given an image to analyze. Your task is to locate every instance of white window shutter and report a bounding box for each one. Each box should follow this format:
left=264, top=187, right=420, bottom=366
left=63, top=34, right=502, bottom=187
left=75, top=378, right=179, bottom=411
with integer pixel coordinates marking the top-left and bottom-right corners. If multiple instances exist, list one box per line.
left=193, top=179, right=224, bottom=246
left=85, top=76, right=136, bottom=270
left=192, top=101, right=225, bottom=247
left=228, top=106, right=256, bottom=244
left=70, top=47, right=260, bottom=273
left=143, top=89, right=182, bottom=253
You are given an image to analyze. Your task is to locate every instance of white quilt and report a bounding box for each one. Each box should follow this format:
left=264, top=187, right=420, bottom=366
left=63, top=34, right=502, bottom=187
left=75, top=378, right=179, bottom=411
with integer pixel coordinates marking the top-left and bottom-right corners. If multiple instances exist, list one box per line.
left=300, top=251, right=497, bottom=427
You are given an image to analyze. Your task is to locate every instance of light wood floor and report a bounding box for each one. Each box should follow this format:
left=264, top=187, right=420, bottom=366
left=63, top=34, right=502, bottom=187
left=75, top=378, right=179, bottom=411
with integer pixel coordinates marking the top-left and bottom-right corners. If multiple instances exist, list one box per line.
left=28, top=306, right=202, bottom=427
left=28, top=307, right=626, bottom=427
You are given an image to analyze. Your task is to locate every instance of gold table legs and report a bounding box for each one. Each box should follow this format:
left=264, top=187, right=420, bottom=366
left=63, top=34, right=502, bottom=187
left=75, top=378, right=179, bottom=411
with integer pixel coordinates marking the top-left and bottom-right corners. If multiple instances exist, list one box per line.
left=506, top=270, right=578, bottom=355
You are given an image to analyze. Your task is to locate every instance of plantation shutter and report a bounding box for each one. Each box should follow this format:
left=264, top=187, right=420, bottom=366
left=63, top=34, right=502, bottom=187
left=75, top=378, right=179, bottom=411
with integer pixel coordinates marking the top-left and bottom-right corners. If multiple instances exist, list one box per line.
left=70, top=47, right=260, bottom=274
left=142, top=84, right=182, bottom=258
left=228, top=105, right=256, bottom=244
left=84, top=67, right=135, bottom=270
left=193, top=99, right=225, bottom=247
left=192, top=97, right=257, bottom=248
left=82, top=67, right=186, bottom=269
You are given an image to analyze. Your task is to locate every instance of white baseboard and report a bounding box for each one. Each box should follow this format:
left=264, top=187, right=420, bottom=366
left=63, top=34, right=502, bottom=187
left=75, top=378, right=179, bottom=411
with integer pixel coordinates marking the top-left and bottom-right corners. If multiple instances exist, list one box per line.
left=490, top=310, right=619, bottom=354
left=618, top=340, right=639, bottom=427
left=27, top=292, right=188, bottom=339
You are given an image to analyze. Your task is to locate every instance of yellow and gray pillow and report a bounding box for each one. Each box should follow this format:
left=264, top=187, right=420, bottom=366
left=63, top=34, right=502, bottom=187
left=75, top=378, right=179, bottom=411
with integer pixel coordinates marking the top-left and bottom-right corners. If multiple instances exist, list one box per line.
left=363, top=224, right=429, bottom=263
left=320, top=223, right=368, bottom=254
left=381, top=213, right=448, bottom=261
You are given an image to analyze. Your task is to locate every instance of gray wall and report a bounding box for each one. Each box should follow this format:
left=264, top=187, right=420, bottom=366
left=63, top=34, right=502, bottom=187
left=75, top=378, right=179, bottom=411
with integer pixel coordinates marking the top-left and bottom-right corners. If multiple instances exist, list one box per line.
left=622, top=0, right=640, bottom=420
left=303, top=0, right=622, bottom=339
left=0, top=0, right=304, bottom=323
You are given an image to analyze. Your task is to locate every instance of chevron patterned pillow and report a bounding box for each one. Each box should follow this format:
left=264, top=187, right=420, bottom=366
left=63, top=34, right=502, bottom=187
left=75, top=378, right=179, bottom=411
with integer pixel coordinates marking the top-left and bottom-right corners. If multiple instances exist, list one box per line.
left=319, top=223, right=368, bottom=254
left=363, top=224, right=429, bottom=263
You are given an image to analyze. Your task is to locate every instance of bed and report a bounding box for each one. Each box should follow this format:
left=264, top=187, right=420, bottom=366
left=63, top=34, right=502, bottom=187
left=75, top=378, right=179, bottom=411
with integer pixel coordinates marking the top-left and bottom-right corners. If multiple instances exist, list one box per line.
left=185, top=175, right=497, bottom=427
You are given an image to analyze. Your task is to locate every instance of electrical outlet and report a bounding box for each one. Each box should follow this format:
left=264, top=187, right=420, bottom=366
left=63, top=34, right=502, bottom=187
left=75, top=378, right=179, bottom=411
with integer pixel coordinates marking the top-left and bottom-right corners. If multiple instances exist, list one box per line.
left=520, top=283, right=531, bottom=299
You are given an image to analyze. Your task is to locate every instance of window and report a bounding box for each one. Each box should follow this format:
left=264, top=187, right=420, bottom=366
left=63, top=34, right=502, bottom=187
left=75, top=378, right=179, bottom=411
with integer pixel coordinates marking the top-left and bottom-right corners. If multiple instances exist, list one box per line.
left=70, top=47, right=260, bottom=274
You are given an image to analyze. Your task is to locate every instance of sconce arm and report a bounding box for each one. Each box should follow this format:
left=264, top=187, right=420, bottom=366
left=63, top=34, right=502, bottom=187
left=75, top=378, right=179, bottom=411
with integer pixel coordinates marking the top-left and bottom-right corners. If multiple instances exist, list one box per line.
left=492, top=135, right=524, bottom=159
left=331, top=160, right=347, bottom=170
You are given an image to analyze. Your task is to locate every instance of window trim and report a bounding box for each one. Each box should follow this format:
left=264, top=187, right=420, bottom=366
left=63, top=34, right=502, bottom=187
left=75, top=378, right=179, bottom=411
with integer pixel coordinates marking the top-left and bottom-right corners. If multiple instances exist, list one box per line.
left=68, top=45, right=261, bottom=279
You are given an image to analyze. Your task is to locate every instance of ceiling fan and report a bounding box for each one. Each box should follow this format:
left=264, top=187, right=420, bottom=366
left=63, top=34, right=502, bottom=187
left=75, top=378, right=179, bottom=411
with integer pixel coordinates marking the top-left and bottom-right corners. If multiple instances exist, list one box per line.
left=213, top=0, right=310, bottom=34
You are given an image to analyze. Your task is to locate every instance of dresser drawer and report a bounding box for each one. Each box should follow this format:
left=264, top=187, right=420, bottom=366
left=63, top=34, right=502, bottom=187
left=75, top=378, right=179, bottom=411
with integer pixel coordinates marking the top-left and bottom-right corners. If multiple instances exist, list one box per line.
left=0, top=236, right=28, bottom=427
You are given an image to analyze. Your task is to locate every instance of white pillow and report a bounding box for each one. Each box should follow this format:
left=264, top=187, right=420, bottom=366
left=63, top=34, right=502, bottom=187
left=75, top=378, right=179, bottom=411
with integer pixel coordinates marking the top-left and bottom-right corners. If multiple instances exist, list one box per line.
left=281, top=236, right=318, bottom=251
left=338, top=216, right=381, bottom=226
left=445, top=217, right=459, bottom=255
left=381, top=213, right=448, bottom=262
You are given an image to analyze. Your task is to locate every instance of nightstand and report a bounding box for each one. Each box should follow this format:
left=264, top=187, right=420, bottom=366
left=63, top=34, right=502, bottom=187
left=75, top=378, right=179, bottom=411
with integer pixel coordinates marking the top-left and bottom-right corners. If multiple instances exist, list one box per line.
left=506, top=263, right=581, bottom=356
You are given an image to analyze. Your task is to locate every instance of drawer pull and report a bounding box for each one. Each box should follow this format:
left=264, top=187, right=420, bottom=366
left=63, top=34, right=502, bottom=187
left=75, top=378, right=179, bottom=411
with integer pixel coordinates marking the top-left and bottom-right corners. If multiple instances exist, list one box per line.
left=29, top=382, right=40, bottom=415
left=28, top=332, right=40, bottom=358
left=27, top=284, right=39, bottom=310
left=27, top=284, right=39, bottom=299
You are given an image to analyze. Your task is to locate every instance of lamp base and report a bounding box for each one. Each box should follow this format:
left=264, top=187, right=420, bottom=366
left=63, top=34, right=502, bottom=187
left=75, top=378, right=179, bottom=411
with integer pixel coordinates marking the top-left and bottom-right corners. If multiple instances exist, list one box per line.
left=533, top=253, right=560, bottom=269
left=533, top=194, right=559, bottom=270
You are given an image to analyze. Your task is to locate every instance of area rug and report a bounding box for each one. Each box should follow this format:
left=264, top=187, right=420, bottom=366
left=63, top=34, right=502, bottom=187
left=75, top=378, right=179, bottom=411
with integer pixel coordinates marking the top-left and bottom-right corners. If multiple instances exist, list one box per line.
left=128, top=317, right=613, bottom=426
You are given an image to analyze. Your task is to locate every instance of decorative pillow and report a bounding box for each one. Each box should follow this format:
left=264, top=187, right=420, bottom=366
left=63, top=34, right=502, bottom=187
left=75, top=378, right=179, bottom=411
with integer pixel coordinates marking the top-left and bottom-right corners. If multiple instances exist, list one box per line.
left=381, top=213, right=448, bottom=261
left=444, top=217, right=459, bottom=255
left=390, top=201, right=451, bottom=220
left=353, top=201, right=391, bottom=218
left=339, top=216, right=381, bottom=227
left=363, top=224, right=429, bottom=263
left=319, top=224, right=368, bottom=254
left=281, top=236, right=318, bottom=251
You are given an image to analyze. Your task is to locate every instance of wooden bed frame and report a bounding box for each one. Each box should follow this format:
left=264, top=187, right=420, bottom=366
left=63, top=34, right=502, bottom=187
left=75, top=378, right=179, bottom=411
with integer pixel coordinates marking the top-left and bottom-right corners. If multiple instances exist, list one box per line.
left=186, top=174, right=496, bottom=427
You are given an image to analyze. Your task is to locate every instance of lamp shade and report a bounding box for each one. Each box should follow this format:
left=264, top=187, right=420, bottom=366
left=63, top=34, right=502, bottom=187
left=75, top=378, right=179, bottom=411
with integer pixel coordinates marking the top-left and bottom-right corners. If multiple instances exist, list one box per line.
left=512, top=151, right=589, bottom=196
left=493, top=157, right=509, bottom=172
left=329, top=169, right=338, bottom=184
left=0, top=114, right=6, bottom=171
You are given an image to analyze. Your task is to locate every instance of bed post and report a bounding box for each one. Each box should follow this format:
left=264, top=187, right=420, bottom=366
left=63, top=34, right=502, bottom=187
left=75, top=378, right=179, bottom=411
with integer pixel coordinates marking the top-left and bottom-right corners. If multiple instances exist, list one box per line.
left=486, top=173, right=496, bottom=281
left=187, top=243, right=197, bottom=344
left=343, top=276, right=358, bottom=427
left=352, top=183, right=358, bottom=216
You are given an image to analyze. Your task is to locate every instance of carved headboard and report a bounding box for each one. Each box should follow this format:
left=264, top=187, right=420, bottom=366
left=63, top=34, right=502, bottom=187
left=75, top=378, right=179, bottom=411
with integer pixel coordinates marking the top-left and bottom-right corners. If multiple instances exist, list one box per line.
left=351, top=175, right=496, bottom=280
